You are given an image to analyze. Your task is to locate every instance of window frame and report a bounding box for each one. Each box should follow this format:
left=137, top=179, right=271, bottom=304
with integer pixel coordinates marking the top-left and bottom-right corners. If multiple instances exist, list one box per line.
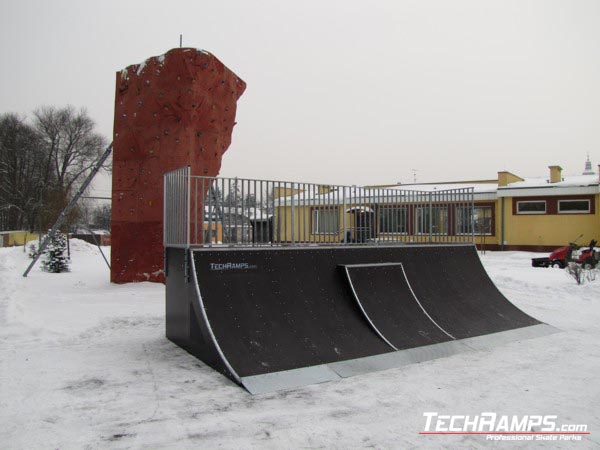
left=377, top=206, right=408, bottom=235
left=516, top=200, right=547, bottom=215
left=456, top=205, right=494, bottom=236
left=311, top=207, right=340, bottom=234
left=415, top=206, right=449, bottom=235
left=557, top=199, right=591, bottom=214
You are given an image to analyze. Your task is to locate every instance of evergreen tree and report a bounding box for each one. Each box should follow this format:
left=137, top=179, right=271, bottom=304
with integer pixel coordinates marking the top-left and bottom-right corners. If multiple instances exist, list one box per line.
left=41, top=232, right=70, bottom=273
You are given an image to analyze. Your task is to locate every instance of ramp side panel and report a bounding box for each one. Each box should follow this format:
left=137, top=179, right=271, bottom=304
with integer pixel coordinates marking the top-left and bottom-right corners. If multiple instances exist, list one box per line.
left=343, top=264, right=453, bottom=350
left=401, top=246, right=540, bottom=339
left=165, top=248, right=240, bottom=383
left=193, top=249, right=393, bottom=378
left=165, top=247, right=190, bottom=347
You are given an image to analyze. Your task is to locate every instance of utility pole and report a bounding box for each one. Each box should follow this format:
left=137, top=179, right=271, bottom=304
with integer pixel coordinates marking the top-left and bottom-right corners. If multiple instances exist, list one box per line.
left=411, top=169, right=418, bottom=184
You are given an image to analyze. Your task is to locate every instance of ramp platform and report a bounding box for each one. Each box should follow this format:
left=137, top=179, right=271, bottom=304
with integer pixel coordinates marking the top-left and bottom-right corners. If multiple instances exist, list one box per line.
left=166, top=245, right=557, bottom=394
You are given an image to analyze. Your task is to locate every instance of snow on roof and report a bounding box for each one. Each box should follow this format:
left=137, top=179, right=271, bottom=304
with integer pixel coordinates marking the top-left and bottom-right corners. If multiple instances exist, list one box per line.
left=263, top=171, right=600, bottom=208
left=73, top=228, right=110, bottom=235
left=502, top=174, right=599, bottom=189
left=204, top=206, right=272, bottom=220
left=121, top=48, right=210, bottom=77
left=278, top=181, right=484, bottom=206
left=387, top=182, right=497, bottom=194
left=273, top=170, right=600, bottom=206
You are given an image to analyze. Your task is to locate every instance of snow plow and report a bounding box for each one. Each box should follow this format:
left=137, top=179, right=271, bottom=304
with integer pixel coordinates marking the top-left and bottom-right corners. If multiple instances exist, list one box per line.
left=532, top=238, right=599, bottom=269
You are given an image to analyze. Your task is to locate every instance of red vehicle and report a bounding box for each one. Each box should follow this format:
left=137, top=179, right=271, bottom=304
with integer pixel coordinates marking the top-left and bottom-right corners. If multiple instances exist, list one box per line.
left=532, top=238, right=598, bottom=269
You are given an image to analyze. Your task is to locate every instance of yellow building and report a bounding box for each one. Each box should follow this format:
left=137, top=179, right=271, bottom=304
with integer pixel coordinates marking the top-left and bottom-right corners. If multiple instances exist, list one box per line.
left=273, top=183, right=482, bottom=246
left=497, top=164, right=600, bottom=251
left=373, top=163, right=600, bottom=251
left=272, top=161, right=600, bottom=251
left=0, top=231, right=40, bottom=248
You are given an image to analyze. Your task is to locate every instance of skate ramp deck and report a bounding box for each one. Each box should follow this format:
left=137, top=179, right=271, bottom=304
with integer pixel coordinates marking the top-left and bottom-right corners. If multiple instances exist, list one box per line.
left=165, top=245, right=558, bottom=394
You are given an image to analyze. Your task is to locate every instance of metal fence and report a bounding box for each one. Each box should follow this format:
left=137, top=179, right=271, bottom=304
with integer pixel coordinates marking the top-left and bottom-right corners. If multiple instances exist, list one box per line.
left=164, top=167, right=475, bottom=248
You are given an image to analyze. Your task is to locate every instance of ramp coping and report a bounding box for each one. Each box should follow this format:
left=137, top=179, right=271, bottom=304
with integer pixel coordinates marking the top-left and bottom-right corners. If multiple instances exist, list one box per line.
left=192, top=243, right=476, bottom=252
left=189, top=249, right=243, bottom=385
left=341, top=262, right=408, bottom=268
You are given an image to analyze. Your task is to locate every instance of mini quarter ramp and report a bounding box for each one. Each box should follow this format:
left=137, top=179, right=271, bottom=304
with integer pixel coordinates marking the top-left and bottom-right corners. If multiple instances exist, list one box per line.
left=166, top=245, right=557, bottom=394
left=342, top=263, right=455, bottom=350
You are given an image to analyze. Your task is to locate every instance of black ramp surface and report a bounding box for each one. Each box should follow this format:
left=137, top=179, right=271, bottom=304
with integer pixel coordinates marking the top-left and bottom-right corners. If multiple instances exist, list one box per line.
left=401, top=246, right=540, bottom=339
left=180, top=245, right=542, bottom=383
left=343, top=263, right=454, bottom=350
left=193, top=249, right=393, bottom=378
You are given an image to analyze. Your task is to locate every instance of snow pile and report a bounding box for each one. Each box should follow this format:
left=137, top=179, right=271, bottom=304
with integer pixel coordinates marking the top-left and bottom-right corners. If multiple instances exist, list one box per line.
left=1, top=245, right=599, bottom=448
left=68, top=237, right=103, bottom=254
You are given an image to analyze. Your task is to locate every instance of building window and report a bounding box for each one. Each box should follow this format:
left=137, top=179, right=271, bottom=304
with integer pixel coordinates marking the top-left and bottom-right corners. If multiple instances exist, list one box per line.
left=456, top=205, right=493, bottom=235
left=416, top=206, right=448, bottom=235
left=516, top=201, right=546, bottom=214
left=312, top=208, right=339, bottom=234
left=558, top=200, right=590, bottom=214
left=378, top=207, right=408, bottom=234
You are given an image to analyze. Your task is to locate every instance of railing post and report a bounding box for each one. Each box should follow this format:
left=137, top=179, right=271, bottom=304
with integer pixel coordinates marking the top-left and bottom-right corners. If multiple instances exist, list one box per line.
left=291, top=182, right=295, bottom=245
left=471, top=187, right=475, bottom=244
left=428, top=191, right=433, bottom=243
left=163, top=173, right=168, bottom=246
left=342, top=188, right=347, bottom=243
left=186, top=166, right=191, bottom=248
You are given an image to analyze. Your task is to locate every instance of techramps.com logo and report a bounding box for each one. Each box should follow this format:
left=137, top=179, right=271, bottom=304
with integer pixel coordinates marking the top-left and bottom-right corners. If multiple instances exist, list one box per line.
left=209, top=262, right=257, bottom=271
left=420, top=412, right=590, bottom=442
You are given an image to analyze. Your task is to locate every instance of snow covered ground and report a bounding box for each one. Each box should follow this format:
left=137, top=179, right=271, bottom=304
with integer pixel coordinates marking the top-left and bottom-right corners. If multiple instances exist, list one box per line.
left=1, top=240, right=598, bottom=449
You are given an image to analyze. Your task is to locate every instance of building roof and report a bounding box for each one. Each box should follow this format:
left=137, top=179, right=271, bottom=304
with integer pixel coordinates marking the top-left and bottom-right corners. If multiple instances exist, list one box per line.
left=279, top=183, right=480, bottom=206
left=73, top=228, right=111, bottom=235
left=502, top=174, right=598, bottom=189
left=387, top=182, right=497, bottom=194
left=498, top=173, right=599, bottom=197
left=276, top=161, right=600, bottom=205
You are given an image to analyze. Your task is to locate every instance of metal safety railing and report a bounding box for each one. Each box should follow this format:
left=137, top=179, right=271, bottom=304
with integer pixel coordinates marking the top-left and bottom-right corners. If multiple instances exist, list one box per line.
left=164, top=167, right=475, bottom=248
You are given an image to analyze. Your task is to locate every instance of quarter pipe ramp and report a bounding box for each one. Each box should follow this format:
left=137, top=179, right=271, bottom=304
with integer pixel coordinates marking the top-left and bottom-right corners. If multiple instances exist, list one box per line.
left=166, top=245, right=557, bottom=394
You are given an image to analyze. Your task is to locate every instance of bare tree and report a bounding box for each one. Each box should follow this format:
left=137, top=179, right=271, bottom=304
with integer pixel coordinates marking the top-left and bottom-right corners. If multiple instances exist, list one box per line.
left=0, top=113, right=44, bottom=231
left=1, top=107, right=108, bottom=233
left=34, top=106, right=107, bottom=192
left=33, top=106, right=108, bottom=229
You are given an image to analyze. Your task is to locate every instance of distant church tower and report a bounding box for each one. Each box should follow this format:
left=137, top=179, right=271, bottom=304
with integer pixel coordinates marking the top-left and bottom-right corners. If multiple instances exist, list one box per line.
left=583, top=154, right=594, bottom=175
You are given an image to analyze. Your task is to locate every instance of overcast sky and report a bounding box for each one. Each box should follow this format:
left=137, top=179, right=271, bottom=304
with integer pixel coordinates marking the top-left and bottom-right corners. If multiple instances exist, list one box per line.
left=1, top=0, right=599, bottom=196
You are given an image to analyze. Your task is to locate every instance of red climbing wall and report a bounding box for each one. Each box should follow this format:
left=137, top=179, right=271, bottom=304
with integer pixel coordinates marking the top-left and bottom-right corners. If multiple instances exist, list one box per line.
left=111, top=48, right=246, bottom=283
